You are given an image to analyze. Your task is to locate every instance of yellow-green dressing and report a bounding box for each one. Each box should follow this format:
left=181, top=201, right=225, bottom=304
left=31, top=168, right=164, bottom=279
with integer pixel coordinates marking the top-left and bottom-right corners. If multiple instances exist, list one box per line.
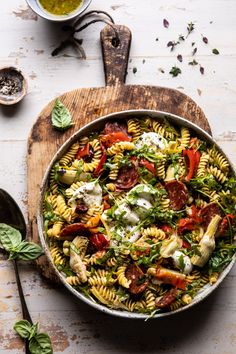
left=38, top=0, right=83, bottom=16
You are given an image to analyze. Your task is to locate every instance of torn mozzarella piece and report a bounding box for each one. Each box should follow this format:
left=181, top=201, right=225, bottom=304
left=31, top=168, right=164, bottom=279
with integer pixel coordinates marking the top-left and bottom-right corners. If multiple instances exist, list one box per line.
left=135, top=132, right=167, bottom=150
left=114, top=203, right=140, bottom=225
left=172, top=250, right=193, bottom=275
left=68, top=181, right=102, bottom=208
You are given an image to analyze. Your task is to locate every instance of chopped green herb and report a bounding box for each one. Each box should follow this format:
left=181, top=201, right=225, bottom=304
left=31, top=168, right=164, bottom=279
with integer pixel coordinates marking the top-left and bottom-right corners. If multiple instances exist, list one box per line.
left=169, top=66, right=182, bottom=77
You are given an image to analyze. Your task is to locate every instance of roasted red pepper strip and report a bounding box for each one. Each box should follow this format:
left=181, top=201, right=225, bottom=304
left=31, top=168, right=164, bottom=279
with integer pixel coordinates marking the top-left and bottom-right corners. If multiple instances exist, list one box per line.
left=187, top=205, right=202, bottom=224
left=139, top=158, right=156, bottom=176
left=183, top=149, right=201, bottom=181
left=218, top=214, right=234, bottom=236
left=156, top=267, right=186, bottom=290
left=94, top=154, right=107, bottom=176
left=160, top=225, right=173, bottom=236
left=76, top=143, right=90, bottom=159
left=100, top=132, right=131, bottom=148
left=90, top=233, right=109, bottom=250
left=177, top=217, right=195, bottom=234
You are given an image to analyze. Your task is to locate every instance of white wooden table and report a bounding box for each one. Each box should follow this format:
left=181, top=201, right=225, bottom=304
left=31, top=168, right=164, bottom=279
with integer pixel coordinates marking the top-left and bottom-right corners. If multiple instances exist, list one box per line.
left=1, top=1, right=236, bottom=353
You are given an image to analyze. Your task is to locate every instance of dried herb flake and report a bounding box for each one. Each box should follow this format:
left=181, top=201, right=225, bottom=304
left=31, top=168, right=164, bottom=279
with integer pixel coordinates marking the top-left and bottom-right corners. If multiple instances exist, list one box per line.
left=177, top=54, right=183, bottom=62
left=186, top=22, right=195, bottom=37
left=133, top=67, right=137, bottom=74
left=188, top=59, right=198, bottom=66
left=202, top=36, right=208, bottom=44
left=212, top=48, right=219, bottom=55
left=192, top=47, right=197, bottom=56
left=163, top=19, right=169, bottom=28
left=200, top=66, right=205, bottom=75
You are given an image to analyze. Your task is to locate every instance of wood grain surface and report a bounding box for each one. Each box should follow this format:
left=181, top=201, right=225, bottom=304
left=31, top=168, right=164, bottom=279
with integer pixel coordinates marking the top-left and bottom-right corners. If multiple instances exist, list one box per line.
left=27, top=25, right=210, bottom=280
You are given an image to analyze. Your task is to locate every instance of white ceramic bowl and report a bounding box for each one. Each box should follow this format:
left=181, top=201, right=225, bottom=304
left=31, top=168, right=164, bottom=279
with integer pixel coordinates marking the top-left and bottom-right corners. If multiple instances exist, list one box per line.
left=38, top=109, right=236, bottom=319
left=26, top=0, right=92, bottom=22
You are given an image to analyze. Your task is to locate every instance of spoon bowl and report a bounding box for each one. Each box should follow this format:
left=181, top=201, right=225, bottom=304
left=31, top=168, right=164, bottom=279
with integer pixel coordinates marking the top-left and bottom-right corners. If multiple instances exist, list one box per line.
left=0, top=188, right=33, bottom=354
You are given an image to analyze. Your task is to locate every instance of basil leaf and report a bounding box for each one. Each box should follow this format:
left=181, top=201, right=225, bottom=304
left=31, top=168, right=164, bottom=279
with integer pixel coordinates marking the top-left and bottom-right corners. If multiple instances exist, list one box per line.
left=0, top=223, right=22, bottom=251
left=29, top=323, right=38, bottom=340
left=29, top=333, right=53, bottom=354
left=16, top=241, right=43, bottom=261
left=51, top=99, right=73, bottom=131
left=13, top=320, right=32, bottom=339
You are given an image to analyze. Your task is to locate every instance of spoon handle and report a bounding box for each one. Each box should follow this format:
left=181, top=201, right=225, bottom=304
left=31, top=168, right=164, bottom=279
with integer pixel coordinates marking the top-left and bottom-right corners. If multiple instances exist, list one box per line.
left=13, top=259, right=33, bottom=324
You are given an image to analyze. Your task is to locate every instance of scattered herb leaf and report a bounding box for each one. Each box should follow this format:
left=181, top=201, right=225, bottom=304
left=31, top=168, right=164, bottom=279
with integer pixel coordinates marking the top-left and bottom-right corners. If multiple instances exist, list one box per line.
left=163, top=19, right=169, bottom=28
left=200, top=66, right=205, bottom=75
left=192, top=47, right=197, bottom=56
left=178, top=34, right=185, bottom=41
left=51, top=99, right=74, bottom=131
left=169, top=66, right=182, bottom=77
left=212, top=48, right=219, bottom=55
left=188, top=59, right=198, bottom=66
left=167, top=40, right=179, bottom=51
left=142, top=59, right=146, bottom=64
left=158, top=68, right=165, bottom=73
left=177, top=54, right=183, bottom=62
left=133, top=67, right=137, bottom=74
left=191, top=42, right=195, bottom=47
left=202, top=36, right=208, bottom=44
left=155, top=38, right=159, bottom=41
left=186, top=22, right=195, bottom=37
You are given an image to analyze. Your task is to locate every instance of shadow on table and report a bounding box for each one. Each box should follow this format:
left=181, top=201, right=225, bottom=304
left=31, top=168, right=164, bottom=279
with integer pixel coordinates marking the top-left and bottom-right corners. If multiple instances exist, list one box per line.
left=60, top=283, right=219, bottom=353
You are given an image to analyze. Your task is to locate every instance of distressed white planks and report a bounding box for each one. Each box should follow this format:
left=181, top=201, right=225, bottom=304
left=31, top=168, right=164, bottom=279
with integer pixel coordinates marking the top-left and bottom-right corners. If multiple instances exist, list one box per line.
left=0, top=0, right=236, bottom=353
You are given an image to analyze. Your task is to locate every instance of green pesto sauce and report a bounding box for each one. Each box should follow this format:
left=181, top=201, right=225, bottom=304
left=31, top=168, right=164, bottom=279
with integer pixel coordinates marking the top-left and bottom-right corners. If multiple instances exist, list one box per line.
left=39, top=0, right=83, bottom=16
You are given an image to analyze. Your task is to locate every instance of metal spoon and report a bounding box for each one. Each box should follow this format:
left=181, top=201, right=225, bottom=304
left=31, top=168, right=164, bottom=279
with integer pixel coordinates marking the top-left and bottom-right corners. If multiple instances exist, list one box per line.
left=0, top=188, right=32, bottom=353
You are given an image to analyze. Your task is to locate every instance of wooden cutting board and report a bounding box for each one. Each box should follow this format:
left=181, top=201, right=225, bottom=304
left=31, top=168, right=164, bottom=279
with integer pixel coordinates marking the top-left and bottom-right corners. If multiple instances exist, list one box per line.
left=27, top=25, right=211, bottom=281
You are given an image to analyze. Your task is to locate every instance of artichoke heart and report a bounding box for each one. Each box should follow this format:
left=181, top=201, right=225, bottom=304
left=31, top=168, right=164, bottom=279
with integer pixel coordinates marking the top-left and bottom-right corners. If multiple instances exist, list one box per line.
left=191, top=215, right=222, bottom=267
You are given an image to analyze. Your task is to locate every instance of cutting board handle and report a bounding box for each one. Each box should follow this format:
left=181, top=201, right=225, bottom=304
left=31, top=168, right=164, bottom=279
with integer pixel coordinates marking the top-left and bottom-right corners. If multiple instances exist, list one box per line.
left=100, top=24, right=132, bottom=86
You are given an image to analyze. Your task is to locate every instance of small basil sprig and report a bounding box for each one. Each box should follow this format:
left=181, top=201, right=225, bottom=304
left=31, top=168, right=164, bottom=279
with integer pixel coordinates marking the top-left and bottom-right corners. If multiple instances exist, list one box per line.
left=0, top=223, right=43, bottom=260
left=14, top=320, right=53, bottom=354
left=51, top=99, right=74, bottom=131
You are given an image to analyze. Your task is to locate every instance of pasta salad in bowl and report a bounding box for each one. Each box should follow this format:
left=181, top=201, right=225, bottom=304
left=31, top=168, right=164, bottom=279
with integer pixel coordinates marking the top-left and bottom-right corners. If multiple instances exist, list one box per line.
left=38, top=110, right=236, bottom=319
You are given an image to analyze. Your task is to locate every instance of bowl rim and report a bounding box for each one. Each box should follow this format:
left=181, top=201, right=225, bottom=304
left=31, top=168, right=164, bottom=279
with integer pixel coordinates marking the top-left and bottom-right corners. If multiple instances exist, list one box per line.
left=0, top=66, right=27, bottom=105
left=37, top=109, right=236, bottom=319
left=25, top=0, right=92, bottom=22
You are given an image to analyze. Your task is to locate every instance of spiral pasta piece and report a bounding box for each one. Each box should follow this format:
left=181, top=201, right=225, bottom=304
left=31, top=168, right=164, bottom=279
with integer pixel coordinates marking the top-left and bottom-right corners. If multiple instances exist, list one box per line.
left=196, top=153, right=210, bottom=177
left=207, top=166, right=228, bottom=183
left=208, top=148, right=230, bottom=172
left=83, top=139, right=102, bottom=172
left=116, top=266, right=131, bottom=288
left=59, top=142, right=80, bottom=166
left=47, top=221, right=64, bottom=238
left=107, top=141, right=135, bottom=155
left=90, top=286, right=121, bottom=307
left=109, top=152, right=123, bottom=180
left=156, top=158, right=166, bottom=180
left=145, top=289, right=156, bottom=309
left=50, top=244, right=66, bottom=266
left=80, top=205, right=103, bottom=223
left=49, top=168, right=59, bottom=195
left=56, top=195, right=72, bottom=222
left=127, top=119, right=142, bottom=141
left=66, top=276, right=82, bottom=286
left=141, top=227, right=166, bottom=240
left=88, top=269, right=115, bottom=286
left=179, top=127, right=190, bottom=148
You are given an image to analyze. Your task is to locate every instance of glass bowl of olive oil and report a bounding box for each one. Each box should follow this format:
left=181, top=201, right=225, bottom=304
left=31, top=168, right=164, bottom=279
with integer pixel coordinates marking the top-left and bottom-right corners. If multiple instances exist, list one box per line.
left=26, top=0, right=92, bottom=22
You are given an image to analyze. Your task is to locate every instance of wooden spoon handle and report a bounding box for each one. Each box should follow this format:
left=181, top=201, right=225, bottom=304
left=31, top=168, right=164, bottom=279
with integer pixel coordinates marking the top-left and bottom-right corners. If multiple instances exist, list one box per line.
left=100, top=24, right=132, bottom=86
